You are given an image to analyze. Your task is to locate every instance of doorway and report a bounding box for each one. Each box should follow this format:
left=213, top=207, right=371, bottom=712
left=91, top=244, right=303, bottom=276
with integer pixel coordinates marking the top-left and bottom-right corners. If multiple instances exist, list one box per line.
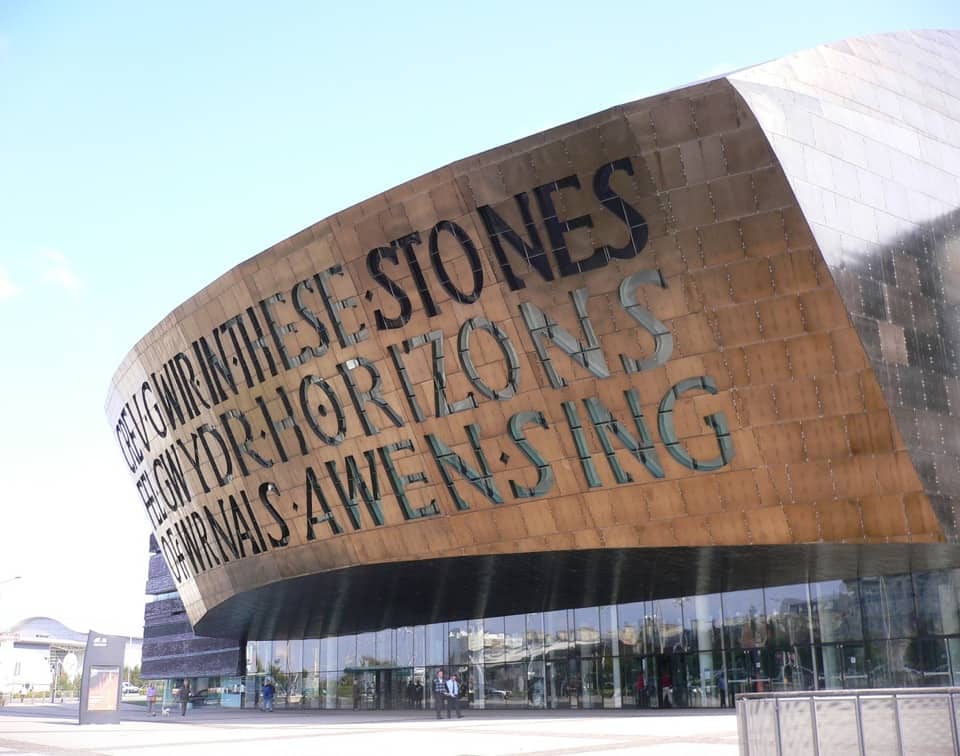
left=348, top=668, right=414, bottom=710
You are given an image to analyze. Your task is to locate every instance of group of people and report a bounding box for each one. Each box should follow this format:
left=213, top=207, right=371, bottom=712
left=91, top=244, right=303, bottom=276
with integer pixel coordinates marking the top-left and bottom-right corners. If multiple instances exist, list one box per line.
left=405, top=679, right=425, bottom=708
left=431, top=670, right=464, bottom=719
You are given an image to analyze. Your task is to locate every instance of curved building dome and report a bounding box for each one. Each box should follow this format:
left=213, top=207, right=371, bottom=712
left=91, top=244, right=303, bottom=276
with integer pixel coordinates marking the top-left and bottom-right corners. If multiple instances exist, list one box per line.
left=5, top=617, right=86, bottom=644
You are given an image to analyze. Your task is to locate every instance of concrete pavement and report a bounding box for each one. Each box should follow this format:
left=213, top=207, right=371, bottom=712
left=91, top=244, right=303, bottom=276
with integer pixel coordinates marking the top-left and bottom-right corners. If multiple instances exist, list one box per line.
left=0, top=702, right=740, bottom=755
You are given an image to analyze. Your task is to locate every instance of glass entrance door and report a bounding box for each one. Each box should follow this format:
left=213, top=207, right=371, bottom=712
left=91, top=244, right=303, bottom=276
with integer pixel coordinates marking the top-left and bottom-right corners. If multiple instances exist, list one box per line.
left=349, top=668, right=414, bottom=710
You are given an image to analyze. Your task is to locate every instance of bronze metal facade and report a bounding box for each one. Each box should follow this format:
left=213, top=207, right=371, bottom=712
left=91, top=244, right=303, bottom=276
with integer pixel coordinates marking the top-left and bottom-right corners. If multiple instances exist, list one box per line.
left=107, top=30, right=960, bottom=642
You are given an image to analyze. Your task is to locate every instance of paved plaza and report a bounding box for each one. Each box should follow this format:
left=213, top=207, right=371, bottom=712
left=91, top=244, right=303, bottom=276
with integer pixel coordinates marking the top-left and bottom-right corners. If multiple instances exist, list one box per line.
left=0, top=702, right=739, bottom=755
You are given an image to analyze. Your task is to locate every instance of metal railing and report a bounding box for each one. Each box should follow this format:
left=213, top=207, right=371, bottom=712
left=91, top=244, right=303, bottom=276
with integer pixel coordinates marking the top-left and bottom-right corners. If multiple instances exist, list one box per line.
left=737, top=688, right=960, bottom=756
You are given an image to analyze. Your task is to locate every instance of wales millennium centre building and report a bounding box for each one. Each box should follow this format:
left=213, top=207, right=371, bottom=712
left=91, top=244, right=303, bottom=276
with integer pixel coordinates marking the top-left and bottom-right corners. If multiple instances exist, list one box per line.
left=107, top=30, right=960, bottom=710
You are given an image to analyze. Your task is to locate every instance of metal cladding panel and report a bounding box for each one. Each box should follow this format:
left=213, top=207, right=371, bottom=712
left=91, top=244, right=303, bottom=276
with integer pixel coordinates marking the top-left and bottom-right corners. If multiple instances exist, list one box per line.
left=108, top=30, right=959, bottom=641
left=730, top=30, right=960, bottom=540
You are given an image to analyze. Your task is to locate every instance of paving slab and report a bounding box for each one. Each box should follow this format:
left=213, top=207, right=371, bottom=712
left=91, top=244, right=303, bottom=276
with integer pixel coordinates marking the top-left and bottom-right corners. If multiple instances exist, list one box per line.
left=0, top=703, right=740, bottom=755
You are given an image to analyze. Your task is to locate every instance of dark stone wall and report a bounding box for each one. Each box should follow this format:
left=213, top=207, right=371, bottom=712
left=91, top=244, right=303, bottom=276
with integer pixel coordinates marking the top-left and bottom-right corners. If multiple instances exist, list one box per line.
left=141, top=545, right=241, bottom=679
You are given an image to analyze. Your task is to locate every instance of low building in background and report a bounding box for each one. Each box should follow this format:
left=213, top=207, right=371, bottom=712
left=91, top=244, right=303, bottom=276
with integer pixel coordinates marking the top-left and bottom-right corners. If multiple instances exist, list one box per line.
left=115, top=30, right=960, bottom=710
left=0, top=618, right=141, bottom=699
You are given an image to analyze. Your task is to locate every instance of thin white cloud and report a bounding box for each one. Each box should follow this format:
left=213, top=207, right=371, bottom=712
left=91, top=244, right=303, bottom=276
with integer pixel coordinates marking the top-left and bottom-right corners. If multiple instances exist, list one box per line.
left=0, top=266, right=20, bottom=300
left=40, top=249, right=82, bottom=292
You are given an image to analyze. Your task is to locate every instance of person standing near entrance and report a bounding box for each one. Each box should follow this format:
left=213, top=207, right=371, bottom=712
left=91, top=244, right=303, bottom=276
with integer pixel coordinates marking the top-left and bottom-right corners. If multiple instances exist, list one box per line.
left=262, top=678, right=275, bottom=712
left=717, top=671, right=728, bottom=708
left=179, top=680, right=191, bottom=716
left=432, top=670, right=447, bottom=719
left=146, top=683, right=157, bottom=716
left=445, top=674, right=463, bottom=718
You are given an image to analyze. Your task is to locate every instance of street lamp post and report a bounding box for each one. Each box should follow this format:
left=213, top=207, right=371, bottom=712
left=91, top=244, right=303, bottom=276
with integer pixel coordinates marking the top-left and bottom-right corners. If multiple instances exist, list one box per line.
left=0, top=580, right=22, bottom=705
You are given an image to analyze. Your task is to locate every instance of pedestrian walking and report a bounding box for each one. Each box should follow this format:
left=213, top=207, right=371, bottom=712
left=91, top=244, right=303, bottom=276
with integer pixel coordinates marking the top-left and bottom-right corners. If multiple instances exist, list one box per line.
left=445, top=674, right=463, bottom=718
left=179, top=680, right=191, bottom=716
left=432, top=670, right=447, bottom=719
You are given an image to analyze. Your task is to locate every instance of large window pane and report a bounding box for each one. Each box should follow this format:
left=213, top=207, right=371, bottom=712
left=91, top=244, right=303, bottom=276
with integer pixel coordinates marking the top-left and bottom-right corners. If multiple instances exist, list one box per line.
left=544, top=610, right=570, bottom=660
left=484, top=617, right=505, bottom=665
left=723, top=589, right=766, bottom=651
left=574, top=607, right=600, bottom=658
left=448, top=621, right=469, bottom=666
left=861, top=575, right=917, bottom=640
left=286, top=640, right=303, bottom=677
left=617, top=602, right=645, bottom=657
left=527, top=657, right=546, bottom=708
left=426, top=623, right=445, bottom=666
left=483, top=663, right=527, bottom=708
left=811, top=580, right=862, bottom=643
left=599, top=605, right=618, bottom=658
left=272, top=641, right=289, bottom=675
left=764, top=584, right=812, bottom=648
left=468, top=619, right=484, bottom=666
left=357, top=632, right=376, bottom=666
left=914, top=638, right=951, bottom=686
left=526, top=613, right=544, bottom=664
left=413, top=626, right=426, bottom=666
left=914, top=570, right=960, bottom=636
left=302, top=639, right=320, bottom=676
left=651, top=599, right=685, bottom=654
left=320, top=637, right=337, bottom=672
left=396, top=627, right=414, bottom=667
left=504, top=614, right=525, bottom=664
left=376, top=629, right=394, bottom=666
left=686, top=593, right=723, bottom=654
left=337, top=635, right=357, bottom=670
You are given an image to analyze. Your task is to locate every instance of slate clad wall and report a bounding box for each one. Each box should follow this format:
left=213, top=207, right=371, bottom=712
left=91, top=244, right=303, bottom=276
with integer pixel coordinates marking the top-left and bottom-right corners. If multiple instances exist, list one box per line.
left=141, top=543, right=241, bottom=679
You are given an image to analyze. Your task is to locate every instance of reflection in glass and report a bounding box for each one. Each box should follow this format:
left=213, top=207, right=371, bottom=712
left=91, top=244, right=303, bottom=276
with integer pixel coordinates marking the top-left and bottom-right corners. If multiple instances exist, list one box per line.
left=287, top=640, right=303, bottom=677
left=396, top=627, right=414, bottom=667
left=376, top=629, right=394, bottom=666
left=650, top=599, right=684, bottom=653
left=413, top=625, right=425, bottom=666
left=426, top=623, right=444, bottom=666
left=302, top=639, right=319, bottom=676
left=504, top=614, right=525, bottom=664
left=723, top=589, right=766, bottom=650
left=617, top=602, right=644, bottom=657
left=688, top=593, right=723, bottom=705
left=234, top=567, right=960, bottom=709
left=764, top=584, right=812, bottom=648
left=543, top=610, right=569, bottom=660
left=574, top=606, right=600, bottom=658
left=337, top=635, right=357, bottom=670
left=914, top=570, right=960, bottom=636
left=811, top=580, right=862, bottom=643
left=448, top=621, right=469, bottom=666
left=357, top=632, right=375, bottom=666
left=319, top=637, right=337, bottom=672
left=468, top=619, right=484, bottom=666
left=861, top=575, right=917, bottom=640
left=484, top=616, right=505, bottom=665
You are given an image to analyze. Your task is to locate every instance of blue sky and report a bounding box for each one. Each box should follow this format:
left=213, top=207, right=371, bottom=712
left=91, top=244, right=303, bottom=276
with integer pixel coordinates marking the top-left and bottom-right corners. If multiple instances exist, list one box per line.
left=0, top=1, right=957, bottom=637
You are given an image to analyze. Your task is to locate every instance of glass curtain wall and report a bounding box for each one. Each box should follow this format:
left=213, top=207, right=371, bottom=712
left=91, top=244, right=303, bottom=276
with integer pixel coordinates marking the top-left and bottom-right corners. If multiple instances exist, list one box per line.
left=242, top=567, right=960, bottom=710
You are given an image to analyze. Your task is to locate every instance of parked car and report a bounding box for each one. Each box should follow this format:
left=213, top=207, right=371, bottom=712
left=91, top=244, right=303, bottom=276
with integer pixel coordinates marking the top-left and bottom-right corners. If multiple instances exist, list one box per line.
left=121, top=682, right=140, bottom=696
